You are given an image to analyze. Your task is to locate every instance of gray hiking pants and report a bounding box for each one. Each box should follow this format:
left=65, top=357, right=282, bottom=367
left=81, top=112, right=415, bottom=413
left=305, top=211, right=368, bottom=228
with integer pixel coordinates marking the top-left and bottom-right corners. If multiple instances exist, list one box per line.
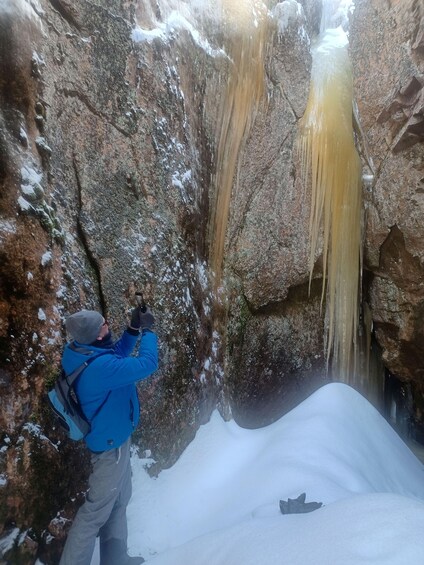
left=60, top=438, right=132, bottom=565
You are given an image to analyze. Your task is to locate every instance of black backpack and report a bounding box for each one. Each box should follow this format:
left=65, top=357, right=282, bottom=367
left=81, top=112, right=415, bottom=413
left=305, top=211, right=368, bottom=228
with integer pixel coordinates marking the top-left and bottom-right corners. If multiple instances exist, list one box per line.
left=48, top=345, right=111, bottom=440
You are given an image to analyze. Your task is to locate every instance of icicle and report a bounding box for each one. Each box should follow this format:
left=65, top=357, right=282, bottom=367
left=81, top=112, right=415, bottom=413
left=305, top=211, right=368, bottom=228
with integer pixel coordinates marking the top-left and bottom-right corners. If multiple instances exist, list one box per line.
left=209, top=0, right=269, bottom=284
left=298, top=26, right=362, bottom=381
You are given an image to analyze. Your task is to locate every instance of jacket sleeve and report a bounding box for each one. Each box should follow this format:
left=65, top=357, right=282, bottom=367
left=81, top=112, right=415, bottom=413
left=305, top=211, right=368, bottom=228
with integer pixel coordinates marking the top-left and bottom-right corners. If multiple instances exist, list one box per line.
left=96, top=330, right=158, bottom=391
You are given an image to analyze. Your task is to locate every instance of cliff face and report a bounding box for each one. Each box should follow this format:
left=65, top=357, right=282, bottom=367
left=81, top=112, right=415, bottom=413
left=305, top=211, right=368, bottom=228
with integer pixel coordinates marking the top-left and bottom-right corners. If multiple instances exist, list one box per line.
left=1, top=0, right=423, bottom=563
left=225, top=0, right=424, bottom=430
left=350, top=0, right=424, bottom=424
left=225, top=1, right=328, bottom=427
left=0, top=0, right=223, bottom=560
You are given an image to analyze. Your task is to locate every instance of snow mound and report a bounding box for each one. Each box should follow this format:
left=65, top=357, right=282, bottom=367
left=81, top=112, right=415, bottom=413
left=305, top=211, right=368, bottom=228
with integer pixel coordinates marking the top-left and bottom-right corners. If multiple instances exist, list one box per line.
left=93, top=383, right=424, bottom=564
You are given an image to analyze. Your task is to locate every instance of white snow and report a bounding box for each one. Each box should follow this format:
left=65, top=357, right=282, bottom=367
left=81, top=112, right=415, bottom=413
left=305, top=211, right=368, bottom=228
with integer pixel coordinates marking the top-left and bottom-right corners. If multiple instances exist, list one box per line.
left=89, top=383, right=424, bottom=564
left=0, top=0, right=44, bottom=21
left=17, top=196, right=32, bottom=211
left=273, top=0, right=304, bottom=34
left=41, top=251, right=52, bottom=266
left=0, top=528, right=19, bottom=555
left=32, top=51, right=45, bottom=67
left=132, top=10, right=225, bottom=58
left=308, top=25, right=351, bottom=104
left=171, top=172, right=184, bottom=190
left=56, top=285, right=66, bottom=298
left=196, top=260, right=209, bottom=290
left=21, top=184, right=36, bottom=197
left=37, top=308, right=47, bottom=321
left=321, top=0, right=355, bottom=33
left=19, top=126, right=28, bottom=144
left=0, top=219, right=17, bottom=243
left=21, top=164, right=42, bottom=186
left=22, top=422, right=59, bottom=450
left=132, top=26, right=166, bottom=43
left=20, top=164, right=43, bottom=202
left=181, top=169, right=191, bottom=183
left=315, top=25, right=349, bottom=55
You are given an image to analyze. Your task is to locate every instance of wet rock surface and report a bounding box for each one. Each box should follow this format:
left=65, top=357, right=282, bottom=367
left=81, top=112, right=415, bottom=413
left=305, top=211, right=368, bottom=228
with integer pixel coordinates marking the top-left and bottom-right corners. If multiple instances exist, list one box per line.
left=350, top=0, right=424, bottom=421
left=224, top=1, right=326, bottom=427
left=0, top=1, right=221, bottom=561
left=226, top=280, right=328, bottom=429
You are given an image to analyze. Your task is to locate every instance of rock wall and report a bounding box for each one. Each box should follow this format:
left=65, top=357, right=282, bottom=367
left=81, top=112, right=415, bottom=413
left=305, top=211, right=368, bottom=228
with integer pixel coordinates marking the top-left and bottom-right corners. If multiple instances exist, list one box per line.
left=225, top=0, right=328, bottom=427
left=0, top=1, right=326, bottom=559
left=225, top=0, right=424, bottom=433
left=0, top=0, right=224, bottom=560
left=350, top=0, right=424, bottom=429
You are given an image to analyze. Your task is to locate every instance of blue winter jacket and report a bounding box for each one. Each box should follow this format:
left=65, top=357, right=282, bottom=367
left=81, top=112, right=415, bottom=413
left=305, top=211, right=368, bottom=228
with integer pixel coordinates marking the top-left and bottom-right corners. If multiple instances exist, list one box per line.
left=61, top=329, right=158, bottom=452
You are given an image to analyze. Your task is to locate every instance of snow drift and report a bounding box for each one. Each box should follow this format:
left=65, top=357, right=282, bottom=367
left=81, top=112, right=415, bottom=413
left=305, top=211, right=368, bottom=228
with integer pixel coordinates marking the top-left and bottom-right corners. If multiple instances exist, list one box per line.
left=93, top=383, right=424, bottom=564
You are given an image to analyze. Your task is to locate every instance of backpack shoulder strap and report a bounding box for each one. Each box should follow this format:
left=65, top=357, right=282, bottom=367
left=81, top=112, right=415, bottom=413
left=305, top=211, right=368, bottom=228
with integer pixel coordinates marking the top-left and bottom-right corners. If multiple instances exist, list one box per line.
left=63, top=348, right=114, bottom=426
left=64, top=347, right=113, bottom=385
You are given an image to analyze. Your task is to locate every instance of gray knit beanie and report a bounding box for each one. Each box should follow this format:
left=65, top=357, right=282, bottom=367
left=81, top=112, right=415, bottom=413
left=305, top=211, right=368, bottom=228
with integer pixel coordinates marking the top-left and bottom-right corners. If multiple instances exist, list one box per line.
left=65, top=310, right=104, bottom=344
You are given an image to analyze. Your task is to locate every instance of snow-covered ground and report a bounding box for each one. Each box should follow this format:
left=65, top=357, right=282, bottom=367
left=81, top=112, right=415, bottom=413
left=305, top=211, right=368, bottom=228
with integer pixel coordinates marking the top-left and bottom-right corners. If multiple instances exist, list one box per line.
left=91, top=382, right=424, bottom=564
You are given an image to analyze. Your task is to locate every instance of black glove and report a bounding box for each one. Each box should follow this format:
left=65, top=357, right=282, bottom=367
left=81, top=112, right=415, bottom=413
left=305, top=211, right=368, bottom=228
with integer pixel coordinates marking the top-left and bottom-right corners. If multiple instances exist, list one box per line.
left=279, top=493, right=322, bottom=515
left=130, top=306, right=142, bottom=330
left=140, top=307, right=155, bottom=331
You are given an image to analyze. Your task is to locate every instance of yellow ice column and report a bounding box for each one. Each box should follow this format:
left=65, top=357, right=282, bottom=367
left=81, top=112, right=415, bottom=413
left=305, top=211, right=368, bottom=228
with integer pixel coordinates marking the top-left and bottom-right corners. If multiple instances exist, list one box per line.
left=209, top=0, right=268, bottom=284
left=298, top=28, right=362, bottom=379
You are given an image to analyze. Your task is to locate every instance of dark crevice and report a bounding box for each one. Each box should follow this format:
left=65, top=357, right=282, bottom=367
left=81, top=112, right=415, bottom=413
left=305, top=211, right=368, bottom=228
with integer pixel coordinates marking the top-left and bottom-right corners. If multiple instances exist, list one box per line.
left=72, top=157, right=107, bottom=315
left=48, top=0, right=82, bottom=31
left=384, top=370, right=424, bottom=452
left=0, top=122, right=9, bottom=192
left=244, top=276, right=324, bottom=316
left=280, top=85, right=299, bottom=121
left=61, top=89, right=132, bottom=137
left=128, top=143, right=149, bottom=200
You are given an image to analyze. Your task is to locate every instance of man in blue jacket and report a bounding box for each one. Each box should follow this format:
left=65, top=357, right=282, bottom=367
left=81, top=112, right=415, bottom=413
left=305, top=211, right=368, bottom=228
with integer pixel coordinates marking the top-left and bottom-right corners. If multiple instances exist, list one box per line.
left=59, top=305, right=158, bottom=565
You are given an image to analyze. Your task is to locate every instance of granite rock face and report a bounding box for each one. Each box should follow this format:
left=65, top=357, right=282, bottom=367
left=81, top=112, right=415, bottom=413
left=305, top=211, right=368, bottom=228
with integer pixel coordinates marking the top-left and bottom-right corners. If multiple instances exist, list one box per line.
left=0, top=0, right=322, bottom=562
left=0, top=0, right=222, bottom=560
left=226, top=0, right=424, bottom=431
left=350, top=0, right=424, bottom=409
left=225, top=1, right=327, bottom=426
left=0, top=1, right=325, bottom=559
